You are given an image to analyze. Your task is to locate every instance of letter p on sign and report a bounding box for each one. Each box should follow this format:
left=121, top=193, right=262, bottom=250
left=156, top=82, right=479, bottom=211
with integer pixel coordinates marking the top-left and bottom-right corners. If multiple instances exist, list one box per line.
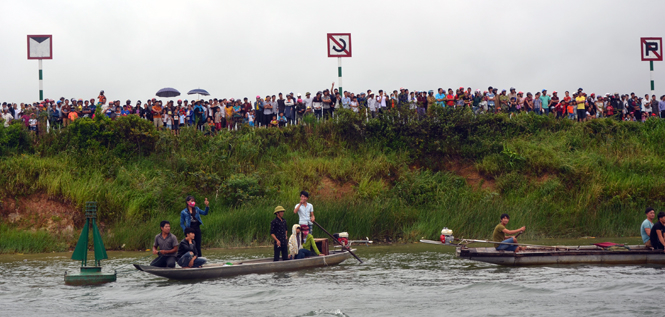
left=641, top=37, right=662, bottom=61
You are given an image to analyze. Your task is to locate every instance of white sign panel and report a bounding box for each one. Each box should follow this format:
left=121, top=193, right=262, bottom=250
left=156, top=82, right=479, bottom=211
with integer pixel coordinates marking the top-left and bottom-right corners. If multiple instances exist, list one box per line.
left=641, top=37, right=662, bottom=61
left=327, top=33, right=352, bottom=58
left=27, top=35, right=52, bottom=60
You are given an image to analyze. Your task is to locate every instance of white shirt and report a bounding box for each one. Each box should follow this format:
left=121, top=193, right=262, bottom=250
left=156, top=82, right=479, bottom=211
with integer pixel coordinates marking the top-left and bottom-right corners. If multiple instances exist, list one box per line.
left=304, top=97, right=314, bottom=109
left=378, top=95, right=387, bottom=108
left=2, top=113, right=12, bottom=127
left=367, top=98, right=377, bottom=111
left=294, top=202, right=314, bottom=225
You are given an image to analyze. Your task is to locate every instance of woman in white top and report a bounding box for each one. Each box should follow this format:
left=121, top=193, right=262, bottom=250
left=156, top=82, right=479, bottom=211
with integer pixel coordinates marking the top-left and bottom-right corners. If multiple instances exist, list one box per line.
left=350, top=97, right=359, bottom=113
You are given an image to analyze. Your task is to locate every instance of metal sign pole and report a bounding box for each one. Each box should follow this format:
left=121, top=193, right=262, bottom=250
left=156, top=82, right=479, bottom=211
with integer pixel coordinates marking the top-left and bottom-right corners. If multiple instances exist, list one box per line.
left=651, top=60, right=655, bottom=91
left=39, top=59, right=43, bottom=101
left=338, top=57, right=342, bottom=94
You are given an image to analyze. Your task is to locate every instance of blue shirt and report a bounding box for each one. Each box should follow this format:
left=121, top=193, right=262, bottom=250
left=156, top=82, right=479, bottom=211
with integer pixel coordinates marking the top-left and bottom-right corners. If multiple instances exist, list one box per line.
left=487, top=93, right=495, bottom=106
left=435, top=93, right=446, bottom=107
left=342, top=97, right=351, bottom=109
left=641, top=219, right=653, bottom=243
left=180, top=206, right=210, bottom=232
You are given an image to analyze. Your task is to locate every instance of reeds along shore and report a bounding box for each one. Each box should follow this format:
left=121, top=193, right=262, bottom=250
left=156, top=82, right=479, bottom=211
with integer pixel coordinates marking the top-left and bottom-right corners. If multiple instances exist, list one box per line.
left=1, top=107, right=664, bottom=253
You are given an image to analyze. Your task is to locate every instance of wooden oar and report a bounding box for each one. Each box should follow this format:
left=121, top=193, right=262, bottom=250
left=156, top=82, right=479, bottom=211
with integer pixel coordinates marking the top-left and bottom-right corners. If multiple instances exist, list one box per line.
left=312, top=221, right=363, bottom=264
left=460, top=238, right=584, bottom=250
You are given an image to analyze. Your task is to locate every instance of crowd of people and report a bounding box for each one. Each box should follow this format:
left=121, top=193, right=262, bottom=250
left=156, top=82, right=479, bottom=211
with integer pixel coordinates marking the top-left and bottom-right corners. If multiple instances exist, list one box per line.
left=4, top=84, right=665, bottom=134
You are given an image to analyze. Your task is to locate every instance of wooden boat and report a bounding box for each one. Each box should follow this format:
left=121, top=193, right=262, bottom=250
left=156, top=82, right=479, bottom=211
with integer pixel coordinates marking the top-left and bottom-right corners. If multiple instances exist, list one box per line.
left=455, top=245, right=665, bottom=266
left=133, top=249, right=354, bottom=280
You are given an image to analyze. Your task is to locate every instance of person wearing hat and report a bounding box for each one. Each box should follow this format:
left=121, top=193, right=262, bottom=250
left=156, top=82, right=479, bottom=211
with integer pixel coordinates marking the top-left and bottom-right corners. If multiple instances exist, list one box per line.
left=270, top=206, right=289, bottom=261
left=303, top=92, right=313, bottom=114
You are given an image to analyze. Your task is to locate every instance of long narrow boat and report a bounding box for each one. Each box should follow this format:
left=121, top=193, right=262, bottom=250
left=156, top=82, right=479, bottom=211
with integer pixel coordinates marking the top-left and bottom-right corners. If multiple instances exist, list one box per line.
left=134, top=250, right=353, bottom=280
left=455, top=245, right=665, bottom=266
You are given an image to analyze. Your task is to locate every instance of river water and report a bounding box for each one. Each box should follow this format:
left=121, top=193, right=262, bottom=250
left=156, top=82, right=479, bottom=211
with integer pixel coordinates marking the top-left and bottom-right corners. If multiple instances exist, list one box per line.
left=0, top=238, right=662, bottom=317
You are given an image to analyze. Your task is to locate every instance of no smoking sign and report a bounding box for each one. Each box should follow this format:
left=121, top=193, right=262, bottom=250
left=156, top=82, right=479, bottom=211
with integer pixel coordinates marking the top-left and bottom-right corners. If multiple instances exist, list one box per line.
left=327, top=33, right=352, bottom=58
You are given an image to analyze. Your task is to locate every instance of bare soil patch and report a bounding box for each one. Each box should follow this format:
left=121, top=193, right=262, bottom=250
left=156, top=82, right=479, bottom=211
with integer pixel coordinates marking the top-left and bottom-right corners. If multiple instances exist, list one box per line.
left=445, top=160, right=496, bottom=191
left=0, top=193, right=82, bottom=235
left=315, top=177, right=355, bottom=201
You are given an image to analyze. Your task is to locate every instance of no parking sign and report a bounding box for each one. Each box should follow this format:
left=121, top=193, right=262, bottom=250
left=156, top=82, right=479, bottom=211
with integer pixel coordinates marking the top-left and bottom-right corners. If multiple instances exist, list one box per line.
left=641, top=37, right=662, bottom=61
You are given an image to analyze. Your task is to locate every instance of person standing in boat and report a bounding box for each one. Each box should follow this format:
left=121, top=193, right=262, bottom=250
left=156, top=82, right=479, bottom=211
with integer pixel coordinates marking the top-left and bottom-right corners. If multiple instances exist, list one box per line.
left=176, top=228, right=207, bottom=268
left=180, top=196, right=209, bottom=257
left=641, top=207, right=655, bottom=248
left=294, top=191, right=315, bottom=240
left=271, top=206, right=289, bottom=261
left=150, top=221, right=179, bottom=268
left=492, top=213, right=526, bottom=252
left=649, top=212, right=665, bottom=250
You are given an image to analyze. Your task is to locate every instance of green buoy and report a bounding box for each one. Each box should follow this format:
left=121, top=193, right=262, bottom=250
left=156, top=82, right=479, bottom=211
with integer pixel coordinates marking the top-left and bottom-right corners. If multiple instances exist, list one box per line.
left=64, top=202, right=117, bottom=286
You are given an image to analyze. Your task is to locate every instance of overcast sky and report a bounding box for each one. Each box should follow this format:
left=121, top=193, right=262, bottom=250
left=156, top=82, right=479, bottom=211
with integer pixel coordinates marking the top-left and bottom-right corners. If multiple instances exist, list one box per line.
left=2, top=0, right=665, bottom=103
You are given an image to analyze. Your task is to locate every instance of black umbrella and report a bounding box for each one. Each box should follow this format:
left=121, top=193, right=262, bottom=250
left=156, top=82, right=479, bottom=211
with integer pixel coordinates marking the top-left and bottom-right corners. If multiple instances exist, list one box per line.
left=156, top=87, right=181, bottom=98
left=187, top=89, right=210, bottom=96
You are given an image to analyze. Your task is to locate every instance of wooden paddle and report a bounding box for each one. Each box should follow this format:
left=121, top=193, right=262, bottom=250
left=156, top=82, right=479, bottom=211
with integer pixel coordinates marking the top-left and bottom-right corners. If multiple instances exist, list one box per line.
left=312, top=221, right=363, bottom=264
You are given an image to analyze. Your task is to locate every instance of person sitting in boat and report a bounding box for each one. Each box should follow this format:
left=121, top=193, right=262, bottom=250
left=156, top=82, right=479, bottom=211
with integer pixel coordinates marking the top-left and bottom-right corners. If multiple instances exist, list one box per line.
left=492, top=213, right=526, bottom=252
left=641, top=207, right=655, bottom=248
left=176, top=228, right=207, bottom=268
left=150, top=221, right=179, bottom=268
left=649, top=212, right=665, bottom=250
left=287, top=224, right=324, bottom=259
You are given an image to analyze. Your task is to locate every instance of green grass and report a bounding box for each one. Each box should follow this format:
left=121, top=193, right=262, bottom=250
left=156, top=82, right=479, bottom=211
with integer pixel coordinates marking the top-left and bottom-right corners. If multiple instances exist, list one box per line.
left=1, top=109, right=664, bottom=253
left=0, top=224, right=67, bottom=254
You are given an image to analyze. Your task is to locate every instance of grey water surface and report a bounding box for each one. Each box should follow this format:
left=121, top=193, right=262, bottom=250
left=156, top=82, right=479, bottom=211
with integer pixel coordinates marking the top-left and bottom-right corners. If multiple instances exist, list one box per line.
left=0, top=239, right=661, bottom=317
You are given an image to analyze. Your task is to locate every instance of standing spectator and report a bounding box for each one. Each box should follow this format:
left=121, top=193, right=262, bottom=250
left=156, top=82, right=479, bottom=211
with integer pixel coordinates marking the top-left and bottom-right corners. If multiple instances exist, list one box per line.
left=98, top=90, right=107, bottom=106
left=322, top=90, right=332, bottom=119
left=540, top=90, right=551, bottom=116
left=643, top=94, right=652, bottom=118
left=1, top=109, right=12, bottom=127
left=285, top=94, right=295, bottom=123
left=659, top=95, right=665, bottom=118
left=296, top=95, right=307, bottom=121
left=435, top=88, right=446, bottom=108
left=486, top=89, right=496, bottom=113
left=254, top=96, right=264, bottom=127
left=313, top=92, right=323, bottom=119
left=28, top=113, right=38, bottom=133
left=498, top=90, right=509, bottom=112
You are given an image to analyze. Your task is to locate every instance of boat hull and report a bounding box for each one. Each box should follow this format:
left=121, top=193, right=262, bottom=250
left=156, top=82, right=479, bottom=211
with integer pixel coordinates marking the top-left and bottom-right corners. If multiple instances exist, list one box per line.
left=456, top=246, right=665, bottom=266
left=134, top=250, right=353, bottom=280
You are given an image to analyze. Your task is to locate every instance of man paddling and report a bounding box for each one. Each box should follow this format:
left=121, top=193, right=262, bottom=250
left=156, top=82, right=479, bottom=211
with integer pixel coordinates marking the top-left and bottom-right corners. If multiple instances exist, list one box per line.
left=492, top=214, right=526, bottom=252
left=641, top=207, right=655, bottom=248
left=151, top=221, right=179, bottom=268
left=649, top=212, right=665, bottom=251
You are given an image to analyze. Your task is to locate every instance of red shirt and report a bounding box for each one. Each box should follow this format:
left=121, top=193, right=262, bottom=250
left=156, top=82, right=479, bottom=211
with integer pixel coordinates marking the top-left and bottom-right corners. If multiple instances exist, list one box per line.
left=446, top=94, right=455, bottom=106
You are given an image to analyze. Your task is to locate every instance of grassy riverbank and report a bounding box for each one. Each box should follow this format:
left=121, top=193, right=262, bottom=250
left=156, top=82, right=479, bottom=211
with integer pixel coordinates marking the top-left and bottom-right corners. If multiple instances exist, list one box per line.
left=1, top=108, right=665, bottom=253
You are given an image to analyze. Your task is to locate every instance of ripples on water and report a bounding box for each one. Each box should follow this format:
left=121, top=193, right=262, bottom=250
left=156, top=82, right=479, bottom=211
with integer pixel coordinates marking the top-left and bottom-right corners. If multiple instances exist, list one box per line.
left=0, top=242, right=663, bottom=316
